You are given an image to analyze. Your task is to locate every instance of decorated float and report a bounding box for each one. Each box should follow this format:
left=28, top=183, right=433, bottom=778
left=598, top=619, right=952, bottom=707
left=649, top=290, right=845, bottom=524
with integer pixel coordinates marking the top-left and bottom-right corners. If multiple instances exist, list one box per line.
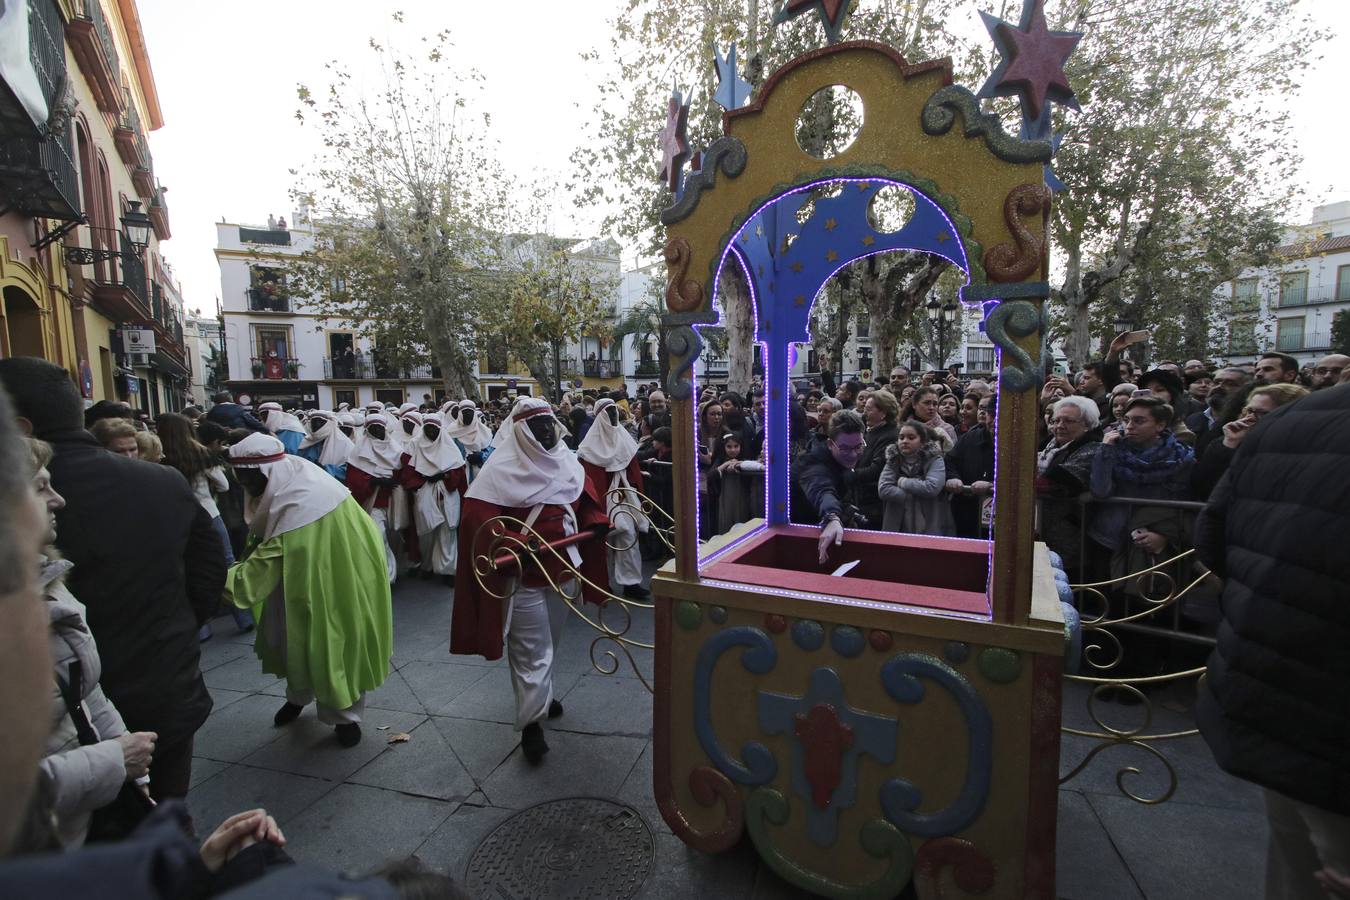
left=644, top=1, right=1083, bottom=896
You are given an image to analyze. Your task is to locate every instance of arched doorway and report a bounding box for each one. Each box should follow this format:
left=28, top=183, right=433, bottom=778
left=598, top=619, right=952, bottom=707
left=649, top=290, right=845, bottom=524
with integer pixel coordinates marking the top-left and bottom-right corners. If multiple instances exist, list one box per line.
left=2, top=286, right=45, bottom=359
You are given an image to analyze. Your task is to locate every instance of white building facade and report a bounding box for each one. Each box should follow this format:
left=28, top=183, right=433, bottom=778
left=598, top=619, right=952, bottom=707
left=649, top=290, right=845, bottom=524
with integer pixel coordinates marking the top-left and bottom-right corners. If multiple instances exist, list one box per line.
left=1215, top=201, right=1350, bottom=368
left=216, top=215, right=439, bottom=410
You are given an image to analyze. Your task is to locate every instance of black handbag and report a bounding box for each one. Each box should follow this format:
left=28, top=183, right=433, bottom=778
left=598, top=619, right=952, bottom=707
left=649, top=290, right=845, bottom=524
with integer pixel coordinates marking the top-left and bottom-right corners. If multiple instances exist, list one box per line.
left=55, top=660, right=156, bottom=843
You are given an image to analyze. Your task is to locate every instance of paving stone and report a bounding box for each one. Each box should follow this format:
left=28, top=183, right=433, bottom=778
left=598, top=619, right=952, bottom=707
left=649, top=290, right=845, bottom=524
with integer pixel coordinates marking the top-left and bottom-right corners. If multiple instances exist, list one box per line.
left=187, top=763, right=335, bottom=833
left=283, top=783, right=457, bottom=877
left=241, top=708, right=427, bottom=782
left=429, top=717, right=521, bottom=785
left=196, top=634, right=252, bottom=673
left=437, top=665, right=583, bottom=725
left=364, top=667, right=425, bottom=714
left=193, top=694, right=288, bottom=763
left=1089, top=793, right=1266, bottom=900
left=347, top=719, right=477, bottom=802
left=398, top=660, right=498, bottom=716
left=635, top=830, right=759, bottom=900
left=201, top=653, right=281, bottom=693
left=1055, top=790, right=1143, bottom=900
left=550, top=673, right=652, bottom=738
left=206, top=686, right=251, bottom=713
left=616, top=741, right=670, bottom=834
left=188, top=757, right=229, bottom=790
left=749, top=862, right=816, bottom=899
left=413, top=803, right=515, bottom=880
left=479, top=729, right=646, bottom=810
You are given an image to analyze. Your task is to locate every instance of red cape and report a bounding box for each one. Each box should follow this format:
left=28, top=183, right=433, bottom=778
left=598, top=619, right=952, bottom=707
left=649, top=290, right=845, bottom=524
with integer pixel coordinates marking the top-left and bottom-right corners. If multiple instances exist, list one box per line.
left=451, top=479, right=610, bottom=661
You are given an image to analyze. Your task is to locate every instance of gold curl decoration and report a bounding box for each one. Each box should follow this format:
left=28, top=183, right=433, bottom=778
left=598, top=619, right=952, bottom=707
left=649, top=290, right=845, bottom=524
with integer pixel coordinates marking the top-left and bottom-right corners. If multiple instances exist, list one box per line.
left=604, top=486, right=677, bottom=555
left=470, top=515, right=655, bottom=693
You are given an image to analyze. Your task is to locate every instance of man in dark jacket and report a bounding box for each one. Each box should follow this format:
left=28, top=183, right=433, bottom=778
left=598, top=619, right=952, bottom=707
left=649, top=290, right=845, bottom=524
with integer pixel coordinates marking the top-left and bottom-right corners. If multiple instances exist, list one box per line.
left=205, top=390, right=269, bottom=433
left=0, top=358, right=226, bottom=801
left=945, top=395, right=996, bottom=539
left=790, top=409, right=865, bottom=564
left=1194, top=382, right=1350, bottom=896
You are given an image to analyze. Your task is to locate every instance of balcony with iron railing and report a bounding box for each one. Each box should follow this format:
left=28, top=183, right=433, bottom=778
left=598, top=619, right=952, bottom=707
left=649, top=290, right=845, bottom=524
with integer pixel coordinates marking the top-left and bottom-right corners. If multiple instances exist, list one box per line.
left=250, top=356, right=302, bottom=381
left=113, top=96, right=149, bottom=170
left=246, top=286, right=290, bottom=313
left=1275, top=330, right=1332, bottom=354
left=0, top=0, right=81, bottom=222
left=322, top=353, right=437, bottom=381
left=582, top=358, right=623, bottom=379
left=635, top=359, right=660, bottom=376
left=148, top=186, right=170, bottom=240
left=75, top=226, right=149, bottom=321
left=67, top=0, right=123, bottom=114
left=1277, top=283, right=1350, bottom=309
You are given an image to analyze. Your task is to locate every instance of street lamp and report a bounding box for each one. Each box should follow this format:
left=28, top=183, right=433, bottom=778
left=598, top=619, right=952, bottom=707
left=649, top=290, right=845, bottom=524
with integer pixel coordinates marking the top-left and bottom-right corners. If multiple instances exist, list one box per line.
left=926, top=298, right=959, bottom=368
left=64, top=201, right=153, bottom=265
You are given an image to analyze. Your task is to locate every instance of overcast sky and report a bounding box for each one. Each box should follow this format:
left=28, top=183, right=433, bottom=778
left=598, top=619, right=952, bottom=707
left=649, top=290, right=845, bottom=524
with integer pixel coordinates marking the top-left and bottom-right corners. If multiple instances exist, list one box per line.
left=137, top=0, right=1350, bottom=317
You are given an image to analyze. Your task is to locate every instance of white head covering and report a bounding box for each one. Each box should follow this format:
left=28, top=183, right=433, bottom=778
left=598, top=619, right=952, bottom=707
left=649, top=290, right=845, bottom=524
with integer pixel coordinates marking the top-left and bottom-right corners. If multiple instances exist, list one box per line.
left=395, top=409, right=423, bottom=447
left=346, top=411, right=404, bottom=476
left=365, top=402, right=383, bottom=415
left=298, top=409, right=355, bottom=468
left=446, top=402, right=494, bottom=451
left=408, top=412, right=465, bottom=477
left=258, top=401, right=304, bottom=436
left=577, top=398, right=638, bottom=471
left=465, top=397, right=584, bottom=508
left=337, top=402, right=351, bottom=413
left=228, top=433, right=348, bottom=540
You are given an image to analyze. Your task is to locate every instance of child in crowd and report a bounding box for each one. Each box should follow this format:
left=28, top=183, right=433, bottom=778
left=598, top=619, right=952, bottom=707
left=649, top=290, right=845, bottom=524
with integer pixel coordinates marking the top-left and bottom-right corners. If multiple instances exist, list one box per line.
left=878, top=422, right=953, bottom=536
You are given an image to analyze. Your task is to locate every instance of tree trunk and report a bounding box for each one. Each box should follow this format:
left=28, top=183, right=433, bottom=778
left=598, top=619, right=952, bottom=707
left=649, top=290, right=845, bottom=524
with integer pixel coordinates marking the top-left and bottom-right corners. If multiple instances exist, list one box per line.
left=721, top=269, right=756, bottom=394
left=523, top=353, right=556, bottom=402
left=1061, top=240, right=1089, bottom=367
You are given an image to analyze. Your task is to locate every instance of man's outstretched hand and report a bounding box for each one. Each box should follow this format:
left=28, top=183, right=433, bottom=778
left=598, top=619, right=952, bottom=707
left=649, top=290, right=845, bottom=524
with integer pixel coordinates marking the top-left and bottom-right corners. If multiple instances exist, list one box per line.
left=817, top=517, right=844, bottom=565
left=200, top=809, right=286, bottom=873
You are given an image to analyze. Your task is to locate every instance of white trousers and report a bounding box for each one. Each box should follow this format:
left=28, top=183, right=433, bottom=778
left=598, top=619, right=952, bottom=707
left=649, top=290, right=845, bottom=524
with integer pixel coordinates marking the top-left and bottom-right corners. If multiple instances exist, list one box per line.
left=369, top=506, right=398, bottom=584
left=506, top=583, right=569, bottom=730
left=260, top=585, right=365, bottom=725
left=607, top=513, right=644, bottom=588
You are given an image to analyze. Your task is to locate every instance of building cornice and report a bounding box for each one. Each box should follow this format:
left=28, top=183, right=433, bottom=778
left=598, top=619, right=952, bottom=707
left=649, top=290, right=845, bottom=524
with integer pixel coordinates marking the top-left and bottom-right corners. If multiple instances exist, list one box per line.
left=115, top=0, right=163, bottom=129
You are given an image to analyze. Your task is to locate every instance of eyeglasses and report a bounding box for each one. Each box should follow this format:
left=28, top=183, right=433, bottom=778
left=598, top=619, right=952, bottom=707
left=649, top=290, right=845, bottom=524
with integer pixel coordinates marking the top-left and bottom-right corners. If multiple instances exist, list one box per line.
left=1240, top=405, right=1268, bottom=418
left=829, top=439, right=866, bottom=455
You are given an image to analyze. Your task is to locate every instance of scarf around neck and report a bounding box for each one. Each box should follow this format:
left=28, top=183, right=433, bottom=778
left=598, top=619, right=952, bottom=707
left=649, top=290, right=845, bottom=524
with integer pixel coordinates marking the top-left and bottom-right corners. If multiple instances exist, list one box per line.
left=1110, top=431, right=1193, bottom=484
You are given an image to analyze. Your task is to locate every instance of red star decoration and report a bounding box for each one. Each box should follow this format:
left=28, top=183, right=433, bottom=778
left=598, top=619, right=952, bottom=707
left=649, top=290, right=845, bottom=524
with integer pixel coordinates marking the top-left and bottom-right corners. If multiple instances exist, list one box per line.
left=657, top=92, right=690, bottom=193
left=776, top=0, right=852, bottom=44
left=977, top=0, right=1081, bottom=121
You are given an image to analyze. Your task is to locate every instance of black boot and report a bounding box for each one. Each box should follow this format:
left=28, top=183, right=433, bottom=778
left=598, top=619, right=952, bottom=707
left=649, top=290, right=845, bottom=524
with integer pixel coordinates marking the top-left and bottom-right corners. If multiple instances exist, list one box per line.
left=521, top=722, right=549, bottom=764
left=622, top=583, right=652, bottom=600
left=441, top=574, right=455, bottom=588
left=273, top=702, right=303, bottom=727
left=335, top=723, right=361, bottom=748
left=548, top=700, right=564, bottom=719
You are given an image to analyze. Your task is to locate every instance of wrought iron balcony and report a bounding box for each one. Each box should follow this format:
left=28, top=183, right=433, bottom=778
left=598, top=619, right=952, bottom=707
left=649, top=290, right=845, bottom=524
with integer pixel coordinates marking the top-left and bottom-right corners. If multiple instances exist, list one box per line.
left=131, top=162, right=154, bottom=198
left=322, top=353, right=436, bottom=381
left=0, top=0, right=81, bottom=223
left=247, top=287, right=290, bottom=313
left=635, top=360, right=659, bottom=376
left=67, top=0, right=123, bottom=114
left=148, top=186, right=170, bottom=240
left=250, top=356, right=301, bottom=381
left=113, top=98, right=149, bottom=169
left=583, top=359, right=622, bottom=379
left=81, top=227, right=149, bottom=320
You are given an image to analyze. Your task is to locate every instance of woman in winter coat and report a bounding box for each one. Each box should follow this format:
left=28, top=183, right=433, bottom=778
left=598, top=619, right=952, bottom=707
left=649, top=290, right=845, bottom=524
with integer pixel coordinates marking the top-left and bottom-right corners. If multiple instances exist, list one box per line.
left=28, top=438, right=156, bottom=848
left=1034, top=396, right=1102, bottom=581
left=878, top=422, right=954, bottom=536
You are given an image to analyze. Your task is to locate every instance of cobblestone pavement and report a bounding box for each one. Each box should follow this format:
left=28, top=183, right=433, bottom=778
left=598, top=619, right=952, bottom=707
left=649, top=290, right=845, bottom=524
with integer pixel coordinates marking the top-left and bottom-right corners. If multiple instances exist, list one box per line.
left=188, top=575, right=1267, bottom=899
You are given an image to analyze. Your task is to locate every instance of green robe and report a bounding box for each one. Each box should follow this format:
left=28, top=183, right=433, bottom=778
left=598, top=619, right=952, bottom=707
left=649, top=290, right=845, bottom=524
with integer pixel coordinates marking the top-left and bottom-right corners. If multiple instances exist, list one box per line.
left=225, top=496, right=393, bottom=711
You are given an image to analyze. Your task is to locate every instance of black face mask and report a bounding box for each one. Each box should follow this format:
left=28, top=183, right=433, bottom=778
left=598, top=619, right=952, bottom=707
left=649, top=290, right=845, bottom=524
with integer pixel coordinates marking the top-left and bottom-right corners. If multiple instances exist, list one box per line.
left=235, top=467, right=267, bottom=498
left=402, top=419, right=416, bottom=435
left=309, top=417, right=327, bottom=434
left=423, top=424, right=440, bottom=441
left=367, top=424, right=387, bottom=440
left=606, top=406, right=619, bottom=426
left=526, top=416, right=559, bottom=451
left=340, top=426, right=354, bottom=438
left=459, top=408, right=474, bottom=425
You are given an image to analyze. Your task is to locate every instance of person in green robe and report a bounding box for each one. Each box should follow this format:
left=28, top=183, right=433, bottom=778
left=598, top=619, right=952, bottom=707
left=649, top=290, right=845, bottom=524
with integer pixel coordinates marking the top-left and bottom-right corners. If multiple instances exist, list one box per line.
left=224, top=433, right=393, bottom=748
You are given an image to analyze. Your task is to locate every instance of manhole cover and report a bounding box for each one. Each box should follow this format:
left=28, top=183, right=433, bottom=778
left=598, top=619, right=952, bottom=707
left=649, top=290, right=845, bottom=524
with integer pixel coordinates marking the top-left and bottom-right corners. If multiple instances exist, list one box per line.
left=464, top=798, right=654, bottom=900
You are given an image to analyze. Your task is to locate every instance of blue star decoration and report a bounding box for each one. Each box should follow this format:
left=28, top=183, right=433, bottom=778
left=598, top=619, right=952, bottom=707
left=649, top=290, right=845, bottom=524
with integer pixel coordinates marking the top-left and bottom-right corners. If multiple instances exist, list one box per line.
left=713, top=43, right=752, bottom=111
left=774, top=0, right=853, bottom=45
left=657, top=86, right=691, bottom=195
